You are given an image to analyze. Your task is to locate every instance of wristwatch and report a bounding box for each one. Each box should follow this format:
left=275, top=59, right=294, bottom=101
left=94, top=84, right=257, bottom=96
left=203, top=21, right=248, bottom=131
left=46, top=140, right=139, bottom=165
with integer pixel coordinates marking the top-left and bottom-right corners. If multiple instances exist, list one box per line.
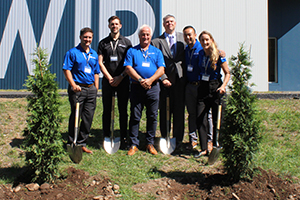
left=138, top=78, right=143, bottom=83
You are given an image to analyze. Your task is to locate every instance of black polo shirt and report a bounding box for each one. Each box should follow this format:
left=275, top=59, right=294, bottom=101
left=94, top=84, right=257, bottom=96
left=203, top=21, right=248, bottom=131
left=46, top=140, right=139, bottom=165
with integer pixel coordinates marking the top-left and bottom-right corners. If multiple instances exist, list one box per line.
left=97, top=34, right=132, bottom=76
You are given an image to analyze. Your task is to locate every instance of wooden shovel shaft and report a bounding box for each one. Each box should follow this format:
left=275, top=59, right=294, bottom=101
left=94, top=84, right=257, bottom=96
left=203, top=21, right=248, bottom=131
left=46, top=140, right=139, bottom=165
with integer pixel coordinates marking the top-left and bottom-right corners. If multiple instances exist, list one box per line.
left=74, top=102, right=80, bottom=144
left=111, top=94, right=115, bottom=141
left=216, top=104, right=222, bottom=147
left=217, top=104, right=222, bottom=130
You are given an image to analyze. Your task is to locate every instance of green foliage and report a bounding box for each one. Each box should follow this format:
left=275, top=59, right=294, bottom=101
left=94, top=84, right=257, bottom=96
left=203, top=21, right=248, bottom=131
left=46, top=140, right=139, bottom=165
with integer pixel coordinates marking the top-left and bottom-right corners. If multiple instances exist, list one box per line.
left=23, top=46, right=64, bottom=184
left=221, top=43, right=261, bottom=181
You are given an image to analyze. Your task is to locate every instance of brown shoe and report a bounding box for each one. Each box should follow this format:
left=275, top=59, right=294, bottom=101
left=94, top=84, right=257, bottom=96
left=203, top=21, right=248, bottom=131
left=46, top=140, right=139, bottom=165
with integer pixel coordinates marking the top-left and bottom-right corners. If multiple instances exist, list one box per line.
left=82, top=146, right=93, bottom=154
left=208, top=141, right=213, bottom=153
left=192, top=141, right=198, bottom=149
left=146, top=144, right=158, bottom=155
left=127, top=146, right=138, bottom=156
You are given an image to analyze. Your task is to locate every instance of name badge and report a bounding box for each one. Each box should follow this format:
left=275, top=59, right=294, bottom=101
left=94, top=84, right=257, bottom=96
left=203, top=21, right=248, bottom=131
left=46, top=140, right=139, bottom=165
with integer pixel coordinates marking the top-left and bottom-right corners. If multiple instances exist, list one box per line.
left=187, top=64, right=193, bottom=72
left=84, top=66, right=92, bottom=74
left=110, top=55, right=118, bottom=62
left=142, top=62, right=150, bottom=67
left=202, top=75, right=210, bottom=81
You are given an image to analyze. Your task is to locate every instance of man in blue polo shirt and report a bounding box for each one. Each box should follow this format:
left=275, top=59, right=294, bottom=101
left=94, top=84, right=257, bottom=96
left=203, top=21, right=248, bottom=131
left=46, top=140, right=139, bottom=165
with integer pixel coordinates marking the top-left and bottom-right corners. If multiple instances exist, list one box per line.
left=124, top=24, right=165, bottom=156
left=63, top=27, right=100, bottom=154
left=183, top=26, right=204, bottom=150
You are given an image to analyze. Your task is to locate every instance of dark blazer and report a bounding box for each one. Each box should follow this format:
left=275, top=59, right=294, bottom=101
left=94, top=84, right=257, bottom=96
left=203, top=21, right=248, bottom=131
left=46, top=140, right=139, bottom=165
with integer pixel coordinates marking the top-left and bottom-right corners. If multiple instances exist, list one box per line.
left=151, top=32, right=186, bottom=83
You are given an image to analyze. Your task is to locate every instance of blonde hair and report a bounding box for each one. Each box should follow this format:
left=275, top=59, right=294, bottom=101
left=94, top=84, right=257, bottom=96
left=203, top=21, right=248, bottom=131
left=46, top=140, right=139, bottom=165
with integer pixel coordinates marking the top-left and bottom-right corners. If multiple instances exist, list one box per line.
left=199, top=31, right=219, bottom=70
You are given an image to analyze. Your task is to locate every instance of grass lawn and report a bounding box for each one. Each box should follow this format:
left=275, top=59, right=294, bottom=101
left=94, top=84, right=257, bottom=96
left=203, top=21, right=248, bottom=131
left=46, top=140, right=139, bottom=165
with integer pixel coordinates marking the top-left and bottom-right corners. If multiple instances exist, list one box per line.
left=0, top=97, right=299, bottom=199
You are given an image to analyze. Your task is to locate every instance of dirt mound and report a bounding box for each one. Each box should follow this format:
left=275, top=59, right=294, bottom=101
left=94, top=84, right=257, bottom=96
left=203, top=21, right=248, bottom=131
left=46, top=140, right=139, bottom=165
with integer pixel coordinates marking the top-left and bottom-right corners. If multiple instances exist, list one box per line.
left=0, top=167, right=120, bottom=200
left=133, top=168, right=300, bottom=200
left=0, top=167, right=299, bottom=200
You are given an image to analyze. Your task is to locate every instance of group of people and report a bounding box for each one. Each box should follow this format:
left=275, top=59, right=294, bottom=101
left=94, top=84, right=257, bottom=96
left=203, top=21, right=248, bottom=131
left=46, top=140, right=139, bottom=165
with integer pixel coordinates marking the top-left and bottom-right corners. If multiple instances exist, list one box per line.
left=62, top=14, right=230, bottom=157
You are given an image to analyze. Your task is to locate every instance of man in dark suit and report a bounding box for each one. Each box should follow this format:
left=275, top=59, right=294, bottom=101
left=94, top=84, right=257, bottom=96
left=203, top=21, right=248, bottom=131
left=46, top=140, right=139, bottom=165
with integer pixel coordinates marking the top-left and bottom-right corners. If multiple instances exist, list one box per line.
left=151, top=14, right=186, bottom=150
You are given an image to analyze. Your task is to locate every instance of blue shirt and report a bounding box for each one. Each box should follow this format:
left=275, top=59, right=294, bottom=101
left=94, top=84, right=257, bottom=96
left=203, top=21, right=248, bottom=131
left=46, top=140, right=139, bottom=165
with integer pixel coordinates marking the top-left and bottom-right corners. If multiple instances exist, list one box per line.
left=124, top=44, right=165, bottom=82
left=63, top=44, right=100, bottom=84
left=184, top=39, right=203, bottom=82
left=198, top=49, right=227, bottom=81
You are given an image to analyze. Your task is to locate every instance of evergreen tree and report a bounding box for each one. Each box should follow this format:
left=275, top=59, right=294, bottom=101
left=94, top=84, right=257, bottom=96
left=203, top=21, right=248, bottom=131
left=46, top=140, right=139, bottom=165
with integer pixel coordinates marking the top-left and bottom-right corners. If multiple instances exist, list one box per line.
left=221, top=43, right=261, bottom=181
left=23, top=46, right=64, bottom=184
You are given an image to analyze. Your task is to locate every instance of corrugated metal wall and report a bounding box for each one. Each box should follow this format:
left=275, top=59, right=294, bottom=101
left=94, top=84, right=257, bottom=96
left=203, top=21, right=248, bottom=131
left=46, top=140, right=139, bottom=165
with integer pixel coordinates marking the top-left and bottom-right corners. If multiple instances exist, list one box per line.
left=161, top=0, right=268, bottom=92
left=0, top=0, right=161, bottom=89
left=269, top=0, right=300, bottom=91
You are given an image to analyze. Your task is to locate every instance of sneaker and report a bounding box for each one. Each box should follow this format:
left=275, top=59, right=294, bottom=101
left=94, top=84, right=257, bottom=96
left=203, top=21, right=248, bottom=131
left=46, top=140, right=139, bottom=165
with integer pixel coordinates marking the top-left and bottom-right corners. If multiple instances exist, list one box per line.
left=194, top=150, right=208, bottom=158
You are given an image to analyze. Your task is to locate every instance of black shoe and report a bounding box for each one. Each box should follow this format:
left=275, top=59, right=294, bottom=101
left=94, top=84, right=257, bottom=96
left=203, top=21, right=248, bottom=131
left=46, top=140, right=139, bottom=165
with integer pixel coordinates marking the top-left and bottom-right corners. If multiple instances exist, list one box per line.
left=120, top=138, right=129, bottom=150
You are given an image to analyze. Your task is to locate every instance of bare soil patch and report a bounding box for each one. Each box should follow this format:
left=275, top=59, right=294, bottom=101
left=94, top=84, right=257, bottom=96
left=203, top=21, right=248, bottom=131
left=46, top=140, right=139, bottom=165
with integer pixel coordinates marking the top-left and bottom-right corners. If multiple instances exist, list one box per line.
left=0, top=167, right=299, bottom=199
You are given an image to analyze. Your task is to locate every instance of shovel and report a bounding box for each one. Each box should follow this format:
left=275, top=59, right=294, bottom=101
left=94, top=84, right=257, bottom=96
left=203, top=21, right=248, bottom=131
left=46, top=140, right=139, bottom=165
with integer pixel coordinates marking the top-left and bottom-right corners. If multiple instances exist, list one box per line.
left=103, top=93, right=120, bottom=154
left=160, top=96, right=176, bottom=154
left=67, top=95, right=83, bottom=164
left=208, top=102, right=222, bottom=165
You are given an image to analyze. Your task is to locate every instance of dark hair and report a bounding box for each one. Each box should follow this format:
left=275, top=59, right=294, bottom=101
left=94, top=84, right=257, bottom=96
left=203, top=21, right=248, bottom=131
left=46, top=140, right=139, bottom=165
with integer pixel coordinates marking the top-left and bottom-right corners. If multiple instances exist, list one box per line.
left=183, top=25, right=196, bottom=34
left=80, top=27, right=93, bottom=36
left=108, top=16, right=122, bottom=24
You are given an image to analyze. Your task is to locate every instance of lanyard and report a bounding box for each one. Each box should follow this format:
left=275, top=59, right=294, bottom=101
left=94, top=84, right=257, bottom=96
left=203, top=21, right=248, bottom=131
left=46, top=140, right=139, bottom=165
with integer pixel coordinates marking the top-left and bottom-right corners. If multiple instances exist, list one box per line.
left=141, top=49, right=149, bottom=61
left=188, top=48, right=195, bottom=65
left=203, top=56, right=210, bottom=75
left=110, top=39, right=119, bottom=54
left=82, top=52, right=91, bottom=66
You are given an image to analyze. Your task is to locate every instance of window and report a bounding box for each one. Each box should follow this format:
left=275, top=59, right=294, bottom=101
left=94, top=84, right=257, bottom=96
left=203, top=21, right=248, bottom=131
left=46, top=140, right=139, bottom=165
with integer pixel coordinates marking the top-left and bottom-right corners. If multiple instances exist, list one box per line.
left=268, top=37, right=278, bottom=83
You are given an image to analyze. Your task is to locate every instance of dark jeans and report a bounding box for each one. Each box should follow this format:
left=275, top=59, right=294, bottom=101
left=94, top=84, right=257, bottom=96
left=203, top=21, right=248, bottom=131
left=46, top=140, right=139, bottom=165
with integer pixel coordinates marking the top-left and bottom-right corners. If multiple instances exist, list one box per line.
left=102, top=77, right=129, bottom=139
left=197, top=79, right=224, bottom=151
left=129, top=83, right=160, bottom=147
left=159, top=77, right=185, bottom=144
left=68, top=84, right=97, bottom=146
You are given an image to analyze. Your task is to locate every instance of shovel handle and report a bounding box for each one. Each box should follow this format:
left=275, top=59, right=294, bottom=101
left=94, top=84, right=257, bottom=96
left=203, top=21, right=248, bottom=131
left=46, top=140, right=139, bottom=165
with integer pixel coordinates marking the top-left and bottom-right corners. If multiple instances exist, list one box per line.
left=111, top=93, right=115, bottom=140
left=166, top=96, right=170, bottom=139
left=217, top=104, right=222, bottom=130
left=74, top=94, right=80, bottom=144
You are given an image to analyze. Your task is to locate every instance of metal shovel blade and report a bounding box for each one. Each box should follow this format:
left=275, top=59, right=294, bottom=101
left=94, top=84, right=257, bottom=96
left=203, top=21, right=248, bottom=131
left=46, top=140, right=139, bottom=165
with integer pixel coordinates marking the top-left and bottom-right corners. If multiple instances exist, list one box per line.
left=103, top=137, right=121, bottom=154
left=160, top=137, right=176, bottom=155
left=103, top=93, right=120, bottom=154
left=159, top=96, right=176, bottom=154
left=68, top=100, right=83, bottom=164
left=208, top=145, right=222, bottom=165
left=208, top=104, right=222, bottom=165
left=67, top=144, right=83, bottom=164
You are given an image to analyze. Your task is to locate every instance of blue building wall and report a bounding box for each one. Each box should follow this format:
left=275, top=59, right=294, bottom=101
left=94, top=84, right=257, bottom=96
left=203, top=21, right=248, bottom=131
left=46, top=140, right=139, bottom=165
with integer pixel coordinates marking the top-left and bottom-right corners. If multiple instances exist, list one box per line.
left=269, top=0, right=300, bottom=91
left=0, top=0, right=161, bottom=90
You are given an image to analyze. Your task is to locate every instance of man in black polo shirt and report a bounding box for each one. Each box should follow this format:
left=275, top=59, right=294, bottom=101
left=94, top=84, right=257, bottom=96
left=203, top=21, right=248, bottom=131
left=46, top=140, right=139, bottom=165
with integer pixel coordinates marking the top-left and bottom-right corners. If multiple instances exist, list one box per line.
left=97, top=16, right=132, bottom=149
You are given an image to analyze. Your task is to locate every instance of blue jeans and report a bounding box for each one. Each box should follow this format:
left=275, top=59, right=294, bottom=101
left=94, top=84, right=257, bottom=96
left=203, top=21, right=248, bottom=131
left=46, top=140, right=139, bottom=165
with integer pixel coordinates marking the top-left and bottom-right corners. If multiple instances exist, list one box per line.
left=129, top=83, right=160, bottom=147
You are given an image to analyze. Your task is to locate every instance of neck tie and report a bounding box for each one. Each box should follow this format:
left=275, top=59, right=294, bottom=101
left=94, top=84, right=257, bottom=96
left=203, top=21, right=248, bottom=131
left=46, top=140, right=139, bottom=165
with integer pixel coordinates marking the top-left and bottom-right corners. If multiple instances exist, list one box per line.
left=169, top=35, right=175, bottom=56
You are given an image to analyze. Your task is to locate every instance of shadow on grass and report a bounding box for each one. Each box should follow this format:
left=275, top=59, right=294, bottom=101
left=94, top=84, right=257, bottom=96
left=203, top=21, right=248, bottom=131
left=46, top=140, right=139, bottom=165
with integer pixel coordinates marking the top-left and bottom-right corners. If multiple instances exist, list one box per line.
left=152, top=168, right=233, bottom=191
left=9, top=138, right=24, bottom=148
left=0, top=166, right=31, bottom=186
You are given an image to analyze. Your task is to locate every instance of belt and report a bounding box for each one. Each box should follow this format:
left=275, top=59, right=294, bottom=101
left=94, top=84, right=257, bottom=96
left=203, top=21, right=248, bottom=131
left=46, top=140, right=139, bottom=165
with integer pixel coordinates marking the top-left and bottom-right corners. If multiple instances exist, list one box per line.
left=76, top=82, right=94, bottom=87
left=189, top=81, right=200, bottom=86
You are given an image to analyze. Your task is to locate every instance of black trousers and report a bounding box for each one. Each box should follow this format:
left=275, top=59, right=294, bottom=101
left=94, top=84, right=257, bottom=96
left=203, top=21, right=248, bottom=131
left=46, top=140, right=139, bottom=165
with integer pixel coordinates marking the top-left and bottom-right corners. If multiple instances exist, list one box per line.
left=102, top=77, right=129, bottom=139
left=68, top=85, right=97, bottom=146
left=159, top=77, right=185, bottom=144
left=196, top=79, right=224, bottom=151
